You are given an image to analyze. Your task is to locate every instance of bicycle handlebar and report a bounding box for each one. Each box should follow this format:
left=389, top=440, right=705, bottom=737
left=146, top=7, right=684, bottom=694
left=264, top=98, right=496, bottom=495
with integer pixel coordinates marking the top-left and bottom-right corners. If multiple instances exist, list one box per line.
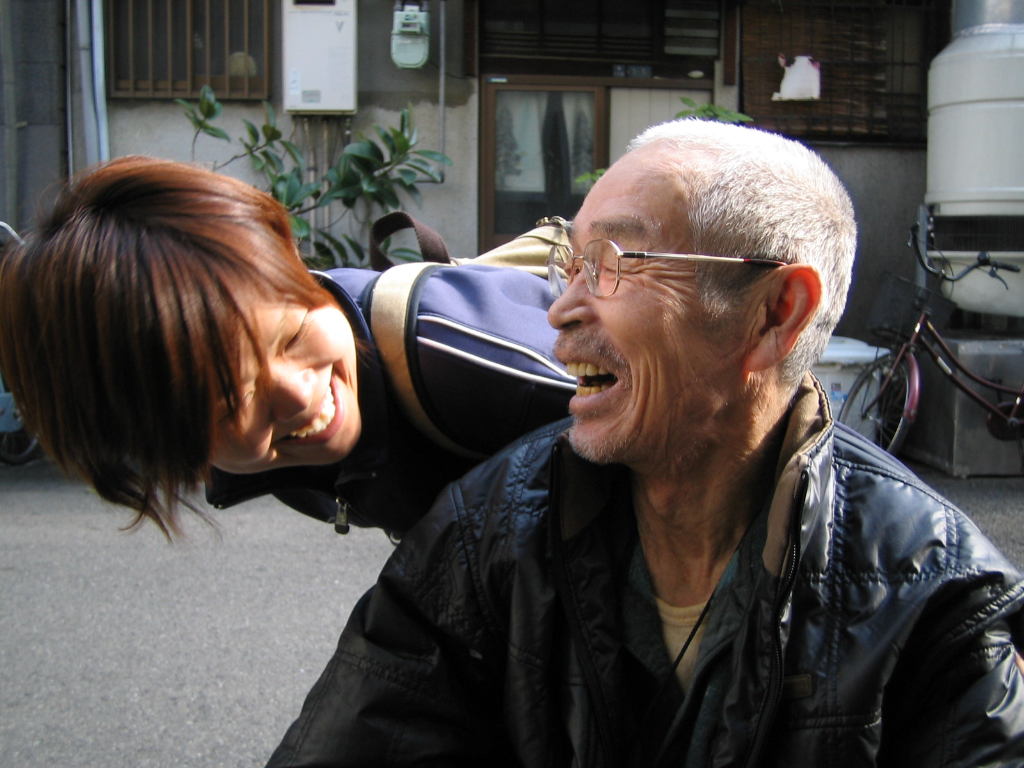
left=977, top=251, right=1022, bottom=274
left=909, top=224, right=1020, bottom=284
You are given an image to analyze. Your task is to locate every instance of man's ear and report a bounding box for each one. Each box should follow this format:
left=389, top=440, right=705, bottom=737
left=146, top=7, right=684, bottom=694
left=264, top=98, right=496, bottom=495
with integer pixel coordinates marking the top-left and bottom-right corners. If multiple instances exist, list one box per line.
left=744, top=264, right=823, bottom=374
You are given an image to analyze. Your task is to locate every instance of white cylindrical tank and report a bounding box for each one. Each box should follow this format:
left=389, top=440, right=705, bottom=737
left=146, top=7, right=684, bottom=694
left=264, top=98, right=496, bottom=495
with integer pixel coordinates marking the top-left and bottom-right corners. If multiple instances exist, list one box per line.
left=926, top=1, right=1024, bottom=316
left=926, top=24, right=1024, bottom=216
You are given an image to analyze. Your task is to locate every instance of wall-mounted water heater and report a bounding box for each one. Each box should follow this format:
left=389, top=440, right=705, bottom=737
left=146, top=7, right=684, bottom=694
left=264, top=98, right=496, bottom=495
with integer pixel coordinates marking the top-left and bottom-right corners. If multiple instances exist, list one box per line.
left=282, top=0, right=357, bottom=113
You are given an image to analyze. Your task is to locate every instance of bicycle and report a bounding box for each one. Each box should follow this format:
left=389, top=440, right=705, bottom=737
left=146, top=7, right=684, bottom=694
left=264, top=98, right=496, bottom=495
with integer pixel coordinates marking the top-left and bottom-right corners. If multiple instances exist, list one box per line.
left=838, top=236, right=1024, bottom=462
left=0, top=221, right=40, bottom=465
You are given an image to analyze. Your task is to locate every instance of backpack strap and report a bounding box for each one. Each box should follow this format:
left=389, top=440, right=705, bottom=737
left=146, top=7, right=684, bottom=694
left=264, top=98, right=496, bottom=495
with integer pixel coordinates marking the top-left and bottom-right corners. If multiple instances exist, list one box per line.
left=368, top=261, right=485, bottom=459
left=369, top=211, right=451, bottom=271
left=366, top=214, right=569, bottom=459
left=452, top=216, right=570, bottom=277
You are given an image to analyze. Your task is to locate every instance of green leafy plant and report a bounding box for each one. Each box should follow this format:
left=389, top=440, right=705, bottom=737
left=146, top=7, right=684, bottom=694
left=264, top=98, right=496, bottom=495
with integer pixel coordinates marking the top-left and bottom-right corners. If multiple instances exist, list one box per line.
left=573, top=98, right=753, bottom=192
left=177, top=86, right=452, bottom=268
left=574, top=169, right=606, bottom=189
left=674, top=96, right=752, bottom=124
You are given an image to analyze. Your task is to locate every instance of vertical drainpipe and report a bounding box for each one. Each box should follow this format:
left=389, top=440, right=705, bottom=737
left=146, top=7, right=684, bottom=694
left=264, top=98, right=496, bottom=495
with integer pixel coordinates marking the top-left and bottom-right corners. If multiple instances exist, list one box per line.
left=0, top=0, right=19, bottom=227
left=437, top=0, right=446, bottom=182
left=90, top=0, right=110, bottom=161
left=75, top=0, right=100, bottom=167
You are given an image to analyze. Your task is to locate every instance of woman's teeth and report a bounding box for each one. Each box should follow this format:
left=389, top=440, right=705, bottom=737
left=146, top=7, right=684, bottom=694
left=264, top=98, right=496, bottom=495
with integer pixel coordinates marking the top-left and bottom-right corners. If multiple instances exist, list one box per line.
left=566, top=361, right=616, bottom=396
left=289, top=385, right=336, bottom=438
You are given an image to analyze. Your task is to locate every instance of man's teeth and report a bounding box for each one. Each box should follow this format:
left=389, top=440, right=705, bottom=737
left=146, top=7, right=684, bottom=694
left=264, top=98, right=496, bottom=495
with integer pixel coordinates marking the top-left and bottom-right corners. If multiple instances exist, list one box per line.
left=566, top=361, right=616, bottom=396
left=290, top=386, right=336, bottom=438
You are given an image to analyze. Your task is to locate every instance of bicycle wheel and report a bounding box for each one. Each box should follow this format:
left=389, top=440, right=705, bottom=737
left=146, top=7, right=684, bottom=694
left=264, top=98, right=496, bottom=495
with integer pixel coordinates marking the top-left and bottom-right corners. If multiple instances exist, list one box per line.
left=0, top=427, right=39, bottom=465
left=838, top=353, right=916, bottom=454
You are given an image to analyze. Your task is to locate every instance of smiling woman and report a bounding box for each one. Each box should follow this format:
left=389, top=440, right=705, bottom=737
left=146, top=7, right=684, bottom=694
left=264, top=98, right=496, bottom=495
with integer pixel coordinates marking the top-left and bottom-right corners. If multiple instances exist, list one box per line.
left=0, top=157, right=574, bottom=538
left=210, top=301, right=362, bottom=474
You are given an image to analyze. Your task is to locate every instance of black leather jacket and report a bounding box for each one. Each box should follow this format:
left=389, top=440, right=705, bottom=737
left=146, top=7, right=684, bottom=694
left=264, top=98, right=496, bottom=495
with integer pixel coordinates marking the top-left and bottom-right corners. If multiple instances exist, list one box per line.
left=267, top=377, right=1024, bottom=767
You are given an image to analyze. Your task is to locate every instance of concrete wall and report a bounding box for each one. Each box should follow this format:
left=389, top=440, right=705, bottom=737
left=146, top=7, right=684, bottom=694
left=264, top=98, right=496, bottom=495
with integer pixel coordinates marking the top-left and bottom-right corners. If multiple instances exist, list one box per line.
left=107, top=0, right=480, bottom=259
left=1, top=0, right=66, bottom=231
left=815, top=144, right=927, bottom=341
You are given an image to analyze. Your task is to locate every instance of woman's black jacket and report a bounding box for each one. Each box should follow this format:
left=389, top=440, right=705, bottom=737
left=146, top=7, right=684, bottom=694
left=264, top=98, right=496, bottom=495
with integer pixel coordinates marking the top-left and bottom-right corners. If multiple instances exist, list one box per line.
left=205, top=264, right=575, bottom=535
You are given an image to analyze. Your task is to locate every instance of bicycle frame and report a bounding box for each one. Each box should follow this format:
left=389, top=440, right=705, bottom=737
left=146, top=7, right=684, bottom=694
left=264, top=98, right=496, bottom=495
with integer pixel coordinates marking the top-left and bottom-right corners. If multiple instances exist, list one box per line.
left=880, top=309, right=1024, bottom=439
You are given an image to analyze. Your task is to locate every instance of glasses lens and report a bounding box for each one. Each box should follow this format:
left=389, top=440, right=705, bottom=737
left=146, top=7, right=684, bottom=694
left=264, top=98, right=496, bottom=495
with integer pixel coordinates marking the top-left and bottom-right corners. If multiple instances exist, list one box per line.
left=550, top=243, right=572, bottom=270
left=583, top=240, right=621, bottom=297
left=547, top=245, right=571, bottom=297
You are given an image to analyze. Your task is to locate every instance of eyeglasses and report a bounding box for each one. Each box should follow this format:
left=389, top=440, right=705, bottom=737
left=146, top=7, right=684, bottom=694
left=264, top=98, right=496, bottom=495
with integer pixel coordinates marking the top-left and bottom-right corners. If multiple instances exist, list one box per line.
left=546, top=239, right=783, bottom=298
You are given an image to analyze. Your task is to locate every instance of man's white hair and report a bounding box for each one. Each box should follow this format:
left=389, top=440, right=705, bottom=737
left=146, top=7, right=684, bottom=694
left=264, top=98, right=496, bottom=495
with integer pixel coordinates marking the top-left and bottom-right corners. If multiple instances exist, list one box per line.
left=627, top=119, right=857, bottom=384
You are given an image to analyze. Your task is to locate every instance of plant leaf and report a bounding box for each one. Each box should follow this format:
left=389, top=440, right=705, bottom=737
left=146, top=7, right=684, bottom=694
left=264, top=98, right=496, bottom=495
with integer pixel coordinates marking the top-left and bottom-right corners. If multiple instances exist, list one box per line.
left=390, top=127, right=411, bottom=157
left=375, top=126, right=397, bottom=156
left=413, top=149, right=452, bottom=165
left=344, top=140, right=385, bottom=164
left=377, top=185, right=402, bottom=210
left=399, top=181, right=422, bottom=207
left=261, top=150, right=286, bottom=174
left=201, top=125, right=231, bottom=141
left=263, top=124, right=283, bottom=143
left=198, top=85, right=222, bottom=119
left=281, top=139, right=305, bottom=167
left=289, top=214, right=311, bottom=239
left=242, top=119, right=260, bottom=146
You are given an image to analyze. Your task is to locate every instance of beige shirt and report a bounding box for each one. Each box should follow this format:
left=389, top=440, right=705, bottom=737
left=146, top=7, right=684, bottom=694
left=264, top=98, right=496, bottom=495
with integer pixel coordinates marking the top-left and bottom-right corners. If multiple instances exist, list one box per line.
left=655, top=597, right=708, bottom=693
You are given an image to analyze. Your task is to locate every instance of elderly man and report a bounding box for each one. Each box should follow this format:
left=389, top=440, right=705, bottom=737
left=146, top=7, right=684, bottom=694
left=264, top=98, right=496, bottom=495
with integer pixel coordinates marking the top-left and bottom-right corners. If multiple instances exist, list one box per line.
left=267, top=120, right=1024, bottom=767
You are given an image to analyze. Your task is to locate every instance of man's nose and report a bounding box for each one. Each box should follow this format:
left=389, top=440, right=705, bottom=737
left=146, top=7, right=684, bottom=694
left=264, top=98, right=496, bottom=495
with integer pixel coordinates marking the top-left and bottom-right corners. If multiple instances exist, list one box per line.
left=547, top=269, right=589, bottom=330
left=270, top=364, right=316, bottom=421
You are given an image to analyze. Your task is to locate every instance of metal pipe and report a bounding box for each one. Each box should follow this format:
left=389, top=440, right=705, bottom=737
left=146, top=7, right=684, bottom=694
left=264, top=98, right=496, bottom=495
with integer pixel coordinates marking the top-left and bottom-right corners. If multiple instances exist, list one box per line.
left=90, top=0, right=110, bottom=161
left=75, top=0, right=100, bottom=167
left=437, top=0, right=446, bottom=182
left=66, top=0, right=74, bottom=175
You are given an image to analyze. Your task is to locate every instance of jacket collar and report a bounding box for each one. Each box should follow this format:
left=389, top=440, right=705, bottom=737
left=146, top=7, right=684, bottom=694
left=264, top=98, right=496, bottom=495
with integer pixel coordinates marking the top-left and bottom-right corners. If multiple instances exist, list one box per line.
left=763, top=372, right=833, bottom=576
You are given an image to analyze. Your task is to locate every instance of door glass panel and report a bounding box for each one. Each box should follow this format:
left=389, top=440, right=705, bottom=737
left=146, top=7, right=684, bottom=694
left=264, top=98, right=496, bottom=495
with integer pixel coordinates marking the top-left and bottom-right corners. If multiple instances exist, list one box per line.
left=492, top=90, right=595, bottom=235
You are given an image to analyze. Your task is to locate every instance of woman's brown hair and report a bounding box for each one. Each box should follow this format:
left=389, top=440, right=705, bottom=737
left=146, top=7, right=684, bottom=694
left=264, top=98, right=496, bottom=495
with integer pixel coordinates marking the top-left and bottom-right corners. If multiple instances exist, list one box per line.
left=0, top=157, right=332, bottom=536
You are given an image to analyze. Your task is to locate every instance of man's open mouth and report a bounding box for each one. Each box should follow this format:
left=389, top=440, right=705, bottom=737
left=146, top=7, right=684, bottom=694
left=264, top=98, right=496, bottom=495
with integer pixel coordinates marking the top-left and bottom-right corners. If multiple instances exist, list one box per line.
left=566, top=361, right=618, bottom=396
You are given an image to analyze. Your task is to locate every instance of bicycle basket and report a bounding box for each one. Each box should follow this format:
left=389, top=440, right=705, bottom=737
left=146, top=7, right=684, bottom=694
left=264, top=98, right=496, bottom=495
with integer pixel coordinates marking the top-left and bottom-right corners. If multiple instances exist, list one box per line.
left=867, top=273, right=956, bottom=342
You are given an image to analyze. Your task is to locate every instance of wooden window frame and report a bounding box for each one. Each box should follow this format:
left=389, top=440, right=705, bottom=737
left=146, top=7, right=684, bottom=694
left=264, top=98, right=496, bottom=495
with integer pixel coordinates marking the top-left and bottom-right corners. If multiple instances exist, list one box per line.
left=106, top=0, right=270, bottom=100
left=479, top=77, right=611, bottom=252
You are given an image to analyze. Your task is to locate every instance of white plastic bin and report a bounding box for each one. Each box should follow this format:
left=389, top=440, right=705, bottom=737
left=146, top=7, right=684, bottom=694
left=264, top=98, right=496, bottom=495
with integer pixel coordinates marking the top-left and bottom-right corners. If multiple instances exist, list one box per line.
left=811, top=336, right=887, bottom=414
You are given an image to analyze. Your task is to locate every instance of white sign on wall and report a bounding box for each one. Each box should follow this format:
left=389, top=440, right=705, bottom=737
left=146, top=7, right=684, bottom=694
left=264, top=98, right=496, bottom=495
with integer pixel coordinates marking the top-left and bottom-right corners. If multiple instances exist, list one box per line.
left=282, top=0, right=357, bottom=114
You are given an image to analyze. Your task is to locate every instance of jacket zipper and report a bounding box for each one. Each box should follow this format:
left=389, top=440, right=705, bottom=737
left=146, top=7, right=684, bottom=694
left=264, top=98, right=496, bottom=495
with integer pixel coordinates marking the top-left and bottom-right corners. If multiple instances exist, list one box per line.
left=334, top=498, right=351, bottom=534
left=744, top=468, right=808, bottom=767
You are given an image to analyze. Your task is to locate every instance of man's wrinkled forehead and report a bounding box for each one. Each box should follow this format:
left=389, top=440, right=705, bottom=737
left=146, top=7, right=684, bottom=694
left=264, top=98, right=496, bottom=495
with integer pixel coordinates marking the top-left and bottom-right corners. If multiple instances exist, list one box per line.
left=568, top=215, right=660, bottom=248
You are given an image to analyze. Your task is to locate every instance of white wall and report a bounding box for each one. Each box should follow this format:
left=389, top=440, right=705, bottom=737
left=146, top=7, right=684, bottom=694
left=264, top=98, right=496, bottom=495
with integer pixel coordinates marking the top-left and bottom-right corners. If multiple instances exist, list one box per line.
left=106, top=85, right=480, bottom=260
left=608, top=87, right=710, bottom=163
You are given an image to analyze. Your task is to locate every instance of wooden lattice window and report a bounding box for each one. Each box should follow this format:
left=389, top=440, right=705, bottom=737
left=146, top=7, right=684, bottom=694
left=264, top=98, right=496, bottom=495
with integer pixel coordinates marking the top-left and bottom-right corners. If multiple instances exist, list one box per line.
left=741, top=0, right=945, bottom=142
left=107, top=0, right=270, bottom=99
left=480, top=0, right=720, bottom=78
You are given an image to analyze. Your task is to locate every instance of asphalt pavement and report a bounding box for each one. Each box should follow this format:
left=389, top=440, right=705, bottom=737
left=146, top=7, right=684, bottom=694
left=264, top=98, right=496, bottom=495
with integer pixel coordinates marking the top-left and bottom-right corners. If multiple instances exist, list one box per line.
left=1, top=458, right=395, bottom=768
left=1, top=455, right=1022, bottom=767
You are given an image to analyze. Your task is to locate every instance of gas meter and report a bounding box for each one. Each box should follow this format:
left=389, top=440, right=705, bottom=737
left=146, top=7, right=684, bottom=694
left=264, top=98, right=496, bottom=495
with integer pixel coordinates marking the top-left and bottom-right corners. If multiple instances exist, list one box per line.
left=391, top=1, right=430, bottom=69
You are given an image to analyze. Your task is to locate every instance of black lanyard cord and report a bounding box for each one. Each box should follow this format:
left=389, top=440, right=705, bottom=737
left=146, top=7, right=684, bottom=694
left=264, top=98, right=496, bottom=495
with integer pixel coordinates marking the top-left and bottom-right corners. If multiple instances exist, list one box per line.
left=624, top=593, right=714, bottom=763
